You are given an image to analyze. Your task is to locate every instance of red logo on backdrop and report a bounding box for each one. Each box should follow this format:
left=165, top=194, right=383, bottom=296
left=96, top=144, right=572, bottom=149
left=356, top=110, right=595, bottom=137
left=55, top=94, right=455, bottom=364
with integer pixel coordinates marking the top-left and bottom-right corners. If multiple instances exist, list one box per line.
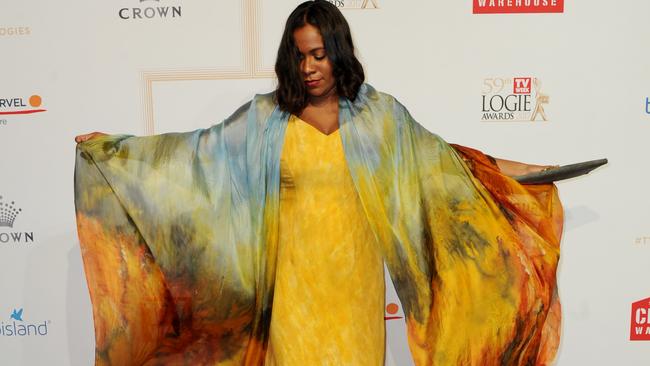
left=0, top=95, right=46, bottom=115
left=384, top=302, right=403, bottom=320
left=473, top=0, right=564, bottom=14
left=631, top=297, right=650, bottom=341
left=513, top=78, right=532, bottom=94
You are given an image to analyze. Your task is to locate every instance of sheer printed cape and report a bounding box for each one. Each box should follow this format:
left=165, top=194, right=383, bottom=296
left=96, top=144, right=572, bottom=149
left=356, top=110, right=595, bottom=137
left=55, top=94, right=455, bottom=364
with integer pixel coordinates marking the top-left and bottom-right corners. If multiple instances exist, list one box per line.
left=74, top=84, right=563, bottom=365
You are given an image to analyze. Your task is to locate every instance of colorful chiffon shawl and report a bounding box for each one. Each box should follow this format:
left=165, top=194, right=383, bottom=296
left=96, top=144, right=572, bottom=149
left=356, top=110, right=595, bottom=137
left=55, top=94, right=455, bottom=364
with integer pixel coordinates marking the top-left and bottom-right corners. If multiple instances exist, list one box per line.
left=74, top=83, right=563, bottom=365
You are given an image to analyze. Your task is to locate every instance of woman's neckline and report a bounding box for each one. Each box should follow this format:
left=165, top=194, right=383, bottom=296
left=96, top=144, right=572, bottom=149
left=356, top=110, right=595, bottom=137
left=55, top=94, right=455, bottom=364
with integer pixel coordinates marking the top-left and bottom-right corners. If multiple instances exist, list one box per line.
left=292, top=115, right=340, bottom=136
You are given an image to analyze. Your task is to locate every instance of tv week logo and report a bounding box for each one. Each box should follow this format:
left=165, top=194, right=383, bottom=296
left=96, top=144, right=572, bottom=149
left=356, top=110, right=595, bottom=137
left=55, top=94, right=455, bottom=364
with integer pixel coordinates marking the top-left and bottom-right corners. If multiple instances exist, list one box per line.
left=513, top=78, right=531, bottom=94
left=631, top=297, right=650, bottom=341
left=481, top=76, right=549, bottom=122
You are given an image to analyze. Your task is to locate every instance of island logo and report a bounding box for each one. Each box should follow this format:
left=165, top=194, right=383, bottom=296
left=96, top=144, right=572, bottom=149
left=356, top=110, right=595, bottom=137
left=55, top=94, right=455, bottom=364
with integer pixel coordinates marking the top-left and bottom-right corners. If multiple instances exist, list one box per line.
left=631, top=297, right=650, bottom=340
left=481, top=77, right=549, bottom=122
left=473, top=0, right=564, bottom=14
left=0, top=308, right=51, bottom=337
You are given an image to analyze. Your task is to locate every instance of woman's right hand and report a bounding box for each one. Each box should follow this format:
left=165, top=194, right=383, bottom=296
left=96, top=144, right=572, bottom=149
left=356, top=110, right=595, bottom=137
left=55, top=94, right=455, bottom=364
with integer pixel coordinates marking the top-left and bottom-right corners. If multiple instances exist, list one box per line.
left=75, top=132, right=108, bottom=144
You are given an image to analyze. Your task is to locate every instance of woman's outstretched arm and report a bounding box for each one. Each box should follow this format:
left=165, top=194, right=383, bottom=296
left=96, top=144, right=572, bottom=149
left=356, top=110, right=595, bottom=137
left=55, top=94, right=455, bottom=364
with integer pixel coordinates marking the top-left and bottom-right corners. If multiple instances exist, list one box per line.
left=75, top=132, right=107, bottom=143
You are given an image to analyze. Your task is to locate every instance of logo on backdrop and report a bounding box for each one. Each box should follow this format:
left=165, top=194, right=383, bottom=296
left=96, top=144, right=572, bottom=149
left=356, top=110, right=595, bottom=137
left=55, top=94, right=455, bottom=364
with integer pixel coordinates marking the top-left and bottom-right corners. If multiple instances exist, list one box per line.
left=384, top=302, right=403, bottom=320
left=481, top=77, right=550, bottom=122
left=631, top=297, right=650, bottom=340
left=645, top=97, right=649, bottom=115
left=473, top=0, right=564, bottom=14
left=119, top=0, right=182, bottom=20
left=0, top=26, right=31, bottom=37
left=634, top=236, right=650, bottom=247
left=0, top=94, right=46, bottom=120
left=0, top=308, right=51, bottom=337
left=0, top=195, right=35, bottom=245
left=326, top=0, right=380, bottom=9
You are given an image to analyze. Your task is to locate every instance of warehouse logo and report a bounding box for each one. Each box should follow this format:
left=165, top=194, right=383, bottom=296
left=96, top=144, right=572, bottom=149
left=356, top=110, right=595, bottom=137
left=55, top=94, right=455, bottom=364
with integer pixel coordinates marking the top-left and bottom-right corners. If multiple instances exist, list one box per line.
left=0, top=309, right=51, bottom=337
left=326, top=0, right=379, bottom=9
left=0, top=95, right=46, bottom=116
left=473, top=0, right=564, bottom=13
left=0, top=26, right=31, bottom=37
left=119, top=0, right=182, bottom=20
left=631, top=297, right=650, bottom=340
left=0, top=195, right=34, bottom=245
left=481, top=77, right=550, bottom=122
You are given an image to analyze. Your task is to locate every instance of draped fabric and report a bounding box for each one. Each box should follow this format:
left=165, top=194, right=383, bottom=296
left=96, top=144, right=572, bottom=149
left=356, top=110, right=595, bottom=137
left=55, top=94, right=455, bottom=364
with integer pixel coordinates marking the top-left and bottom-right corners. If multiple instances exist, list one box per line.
left=74, top=83, right=563, bottom=365
left=264, top=115, right=385, bottom=365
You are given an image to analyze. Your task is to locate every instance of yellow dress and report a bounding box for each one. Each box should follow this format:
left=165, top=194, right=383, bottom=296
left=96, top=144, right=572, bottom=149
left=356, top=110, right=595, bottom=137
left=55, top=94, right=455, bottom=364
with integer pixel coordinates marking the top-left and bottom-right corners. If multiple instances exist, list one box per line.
left=265, top=115, right=386, bottom=365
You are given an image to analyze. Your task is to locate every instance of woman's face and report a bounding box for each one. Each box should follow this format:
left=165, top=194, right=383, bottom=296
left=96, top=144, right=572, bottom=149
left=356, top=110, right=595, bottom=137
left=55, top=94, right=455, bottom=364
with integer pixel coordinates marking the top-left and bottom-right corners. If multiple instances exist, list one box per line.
left=293, top=24, right=336, bottom=100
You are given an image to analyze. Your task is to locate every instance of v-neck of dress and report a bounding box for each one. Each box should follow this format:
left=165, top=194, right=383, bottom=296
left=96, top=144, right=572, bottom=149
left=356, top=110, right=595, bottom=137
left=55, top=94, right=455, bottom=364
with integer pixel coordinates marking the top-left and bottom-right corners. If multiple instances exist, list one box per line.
left=292, top=115, right=340, bottom=137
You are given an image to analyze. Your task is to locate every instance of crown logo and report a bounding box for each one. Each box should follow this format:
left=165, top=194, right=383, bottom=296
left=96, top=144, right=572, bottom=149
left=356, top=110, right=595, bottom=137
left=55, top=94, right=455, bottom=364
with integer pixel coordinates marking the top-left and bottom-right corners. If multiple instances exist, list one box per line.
left=0, top=196, right=22, bottom=228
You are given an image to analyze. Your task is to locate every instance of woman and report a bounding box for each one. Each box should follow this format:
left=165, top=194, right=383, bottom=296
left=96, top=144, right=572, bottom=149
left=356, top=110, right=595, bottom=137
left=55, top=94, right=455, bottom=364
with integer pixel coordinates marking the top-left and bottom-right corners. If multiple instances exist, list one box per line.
left=74, top=1, right=562, bottom=365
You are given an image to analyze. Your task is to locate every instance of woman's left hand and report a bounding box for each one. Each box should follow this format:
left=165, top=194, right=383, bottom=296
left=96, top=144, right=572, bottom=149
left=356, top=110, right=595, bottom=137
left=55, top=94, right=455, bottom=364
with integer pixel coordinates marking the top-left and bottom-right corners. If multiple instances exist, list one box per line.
left=525, top=164, right=560, bottom=174
left=494, top=158, right=559, bottom=177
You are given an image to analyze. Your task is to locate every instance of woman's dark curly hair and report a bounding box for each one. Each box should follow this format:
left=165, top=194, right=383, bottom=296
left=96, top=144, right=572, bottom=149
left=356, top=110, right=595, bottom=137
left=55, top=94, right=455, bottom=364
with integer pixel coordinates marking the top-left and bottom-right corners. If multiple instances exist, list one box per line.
left=275, top=0, right=365, bottom=114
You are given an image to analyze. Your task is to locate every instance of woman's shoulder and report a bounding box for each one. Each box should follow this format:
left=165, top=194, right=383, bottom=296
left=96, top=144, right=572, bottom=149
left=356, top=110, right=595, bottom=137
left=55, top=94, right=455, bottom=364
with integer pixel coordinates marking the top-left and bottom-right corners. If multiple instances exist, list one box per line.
left=357, top=83, right=393, bottom=101
left=354, top=83, right=408, bottom=114
left=253, top=89, right=276, bottom=105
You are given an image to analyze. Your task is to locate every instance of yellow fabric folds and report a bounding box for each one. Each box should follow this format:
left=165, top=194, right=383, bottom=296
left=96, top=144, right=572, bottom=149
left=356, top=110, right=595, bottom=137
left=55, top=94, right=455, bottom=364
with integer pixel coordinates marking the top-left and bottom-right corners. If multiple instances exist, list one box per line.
left=265, top=115, right=385, bottom=365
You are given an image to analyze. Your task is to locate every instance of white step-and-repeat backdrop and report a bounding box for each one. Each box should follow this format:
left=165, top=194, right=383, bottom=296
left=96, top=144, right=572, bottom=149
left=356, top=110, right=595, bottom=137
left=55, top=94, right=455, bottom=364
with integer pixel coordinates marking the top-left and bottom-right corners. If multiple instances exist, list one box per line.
left=1, top=0, right=649, bottom=364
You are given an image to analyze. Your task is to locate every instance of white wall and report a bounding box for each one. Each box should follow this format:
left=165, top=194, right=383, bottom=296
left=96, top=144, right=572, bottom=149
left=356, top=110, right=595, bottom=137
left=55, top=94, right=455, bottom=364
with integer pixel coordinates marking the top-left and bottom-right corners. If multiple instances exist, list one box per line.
left=1, top=0, right=648, bottom=364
